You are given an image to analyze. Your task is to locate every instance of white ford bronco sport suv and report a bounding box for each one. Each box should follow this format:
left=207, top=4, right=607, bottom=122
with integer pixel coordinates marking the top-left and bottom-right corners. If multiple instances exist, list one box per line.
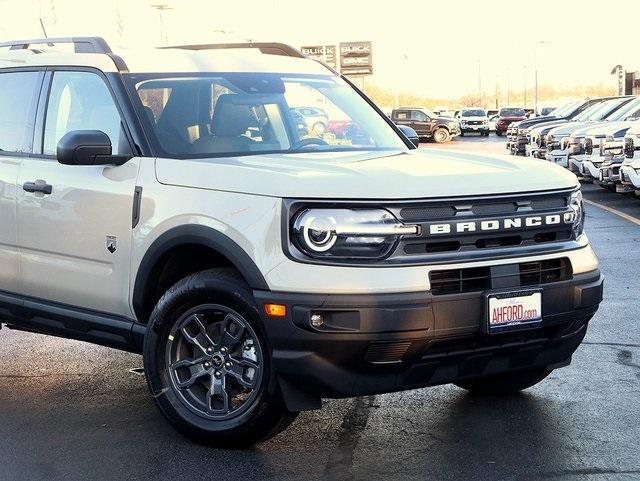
left=0, top=37, right=603, bottom=447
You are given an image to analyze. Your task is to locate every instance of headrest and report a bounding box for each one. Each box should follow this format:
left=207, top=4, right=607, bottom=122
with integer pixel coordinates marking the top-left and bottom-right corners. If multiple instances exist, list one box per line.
left=211, top=94, right=253, bottom=137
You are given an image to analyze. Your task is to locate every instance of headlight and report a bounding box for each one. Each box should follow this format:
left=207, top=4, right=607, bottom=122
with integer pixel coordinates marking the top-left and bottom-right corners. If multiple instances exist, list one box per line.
left=291, top=208, right=419, bottom=260
left=569, top=190, right=584, bottom=238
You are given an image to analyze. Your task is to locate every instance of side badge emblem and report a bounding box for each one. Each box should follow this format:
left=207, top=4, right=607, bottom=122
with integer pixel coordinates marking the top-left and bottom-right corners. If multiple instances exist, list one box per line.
left=106, top=235, right=117, bottom=254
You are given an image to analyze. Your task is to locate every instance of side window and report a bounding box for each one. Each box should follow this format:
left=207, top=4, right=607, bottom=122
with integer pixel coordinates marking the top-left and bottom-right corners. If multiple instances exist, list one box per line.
left=0, top=71, right=42, bottom=154
left=411, top=110, right=428, bottom=121
left=395, top=111, right=409, bottom=120
left=43, top=71, right=127, bottom=156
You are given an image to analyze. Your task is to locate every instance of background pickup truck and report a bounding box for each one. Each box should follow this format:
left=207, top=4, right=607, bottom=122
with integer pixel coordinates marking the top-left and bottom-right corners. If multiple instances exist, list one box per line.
left=391, top=107, right=460, bottom=143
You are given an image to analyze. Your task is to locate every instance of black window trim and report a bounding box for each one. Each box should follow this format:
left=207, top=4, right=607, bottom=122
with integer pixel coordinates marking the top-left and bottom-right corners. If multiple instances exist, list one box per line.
left=0, top=67, right=46, bottom=158
left=31, top=66, right=142, bottom=161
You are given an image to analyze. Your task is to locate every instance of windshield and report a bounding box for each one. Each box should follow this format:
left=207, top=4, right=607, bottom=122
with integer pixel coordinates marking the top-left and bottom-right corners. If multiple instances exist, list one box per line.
left=126, top=72, right=407, bottom=158
left=552, top=100, right=582, bottom=117
left=581, top=98, right=633, bottom=121
left=461, top=109, right=486, bottom=117
left=499, top=108, right=525, bottom=117
left=573, top=101, right=608, bottom=122
left=605, top=98, right=640, bottom=121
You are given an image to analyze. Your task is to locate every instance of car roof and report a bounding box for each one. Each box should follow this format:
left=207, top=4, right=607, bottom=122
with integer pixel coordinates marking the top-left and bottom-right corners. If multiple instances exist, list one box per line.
left=0, top=38, right=332, bottom=76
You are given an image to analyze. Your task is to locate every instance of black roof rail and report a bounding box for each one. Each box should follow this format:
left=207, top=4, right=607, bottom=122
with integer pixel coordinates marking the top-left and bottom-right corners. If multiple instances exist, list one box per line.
left=162, top=42, right=305, bottom=58
left=0, top=36, right=113, bottom=54
left=0, top=36, right=129, bottom=73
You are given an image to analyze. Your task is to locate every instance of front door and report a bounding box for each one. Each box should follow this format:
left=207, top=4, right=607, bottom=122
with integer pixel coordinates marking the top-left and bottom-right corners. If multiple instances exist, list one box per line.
left=410, top=110, right=431, bottom=137
left=0, top=70, right=44, bottom=294
left=16, top=70, right=139, bottom=318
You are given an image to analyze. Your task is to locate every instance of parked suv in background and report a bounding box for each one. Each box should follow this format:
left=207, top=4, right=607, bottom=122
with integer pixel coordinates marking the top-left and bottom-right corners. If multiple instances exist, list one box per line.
left=391, top=107, right=460, bottom=143
left=293, top=106, right=329, bottom=135
left=495, top=107, right=526, bottom=136
left=458, top=108, right=490, bottom=136
left=0, top=37, right=603, bottom=447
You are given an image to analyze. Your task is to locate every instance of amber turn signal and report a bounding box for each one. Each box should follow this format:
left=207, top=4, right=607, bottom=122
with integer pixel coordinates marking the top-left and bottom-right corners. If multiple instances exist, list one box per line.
left=264, top=304, right=287, bottom=317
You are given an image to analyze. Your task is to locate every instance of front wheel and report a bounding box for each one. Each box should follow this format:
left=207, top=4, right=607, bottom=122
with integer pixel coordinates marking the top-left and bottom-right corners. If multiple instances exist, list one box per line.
left=143, top=268, right=296, bottom=447
left=454, top=367, right=552, bottom=395
left=433, top=127, right=450, bottom=143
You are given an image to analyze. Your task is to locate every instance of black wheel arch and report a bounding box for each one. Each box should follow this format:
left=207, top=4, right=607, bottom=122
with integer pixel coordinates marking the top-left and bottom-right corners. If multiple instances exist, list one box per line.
left=132, top=225, right=269, bottom=323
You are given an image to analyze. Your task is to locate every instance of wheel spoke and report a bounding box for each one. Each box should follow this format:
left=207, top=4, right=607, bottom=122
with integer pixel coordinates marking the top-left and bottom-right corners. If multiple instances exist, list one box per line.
left=170, top=357, right=209, bottom=389
left=180, top=314, right=216, bottom=354
left=220, top=313, right=246, bottom=349
left=227, top=356, right=259, bottom=389
left=206, top=374, right=229, bottom=414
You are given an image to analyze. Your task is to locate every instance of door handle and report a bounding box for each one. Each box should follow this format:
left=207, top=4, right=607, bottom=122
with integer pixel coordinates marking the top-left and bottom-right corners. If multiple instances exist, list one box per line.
left=23, top=181, right=52, bottom=195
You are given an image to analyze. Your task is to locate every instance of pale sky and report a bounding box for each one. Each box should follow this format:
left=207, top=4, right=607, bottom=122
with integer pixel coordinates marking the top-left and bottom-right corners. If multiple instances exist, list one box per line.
left=1, top=0, right=638, bottom=99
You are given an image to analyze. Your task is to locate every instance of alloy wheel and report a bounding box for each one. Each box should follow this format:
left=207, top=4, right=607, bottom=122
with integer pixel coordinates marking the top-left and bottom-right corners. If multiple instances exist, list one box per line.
left=166, top=304, right=263, bottom=421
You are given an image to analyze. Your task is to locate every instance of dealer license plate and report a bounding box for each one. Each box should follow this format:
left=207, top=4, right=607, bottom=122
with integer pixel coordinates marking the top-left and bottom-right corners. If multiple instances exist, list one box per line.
left=487, top=290, right=542, bottom=334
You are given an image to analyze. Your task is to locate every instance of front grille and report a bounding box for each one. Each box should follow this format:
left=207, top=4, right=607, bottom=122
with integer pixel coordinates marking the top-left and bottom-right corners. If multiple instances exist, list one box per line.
left=625, top=137, right=635, bottom=159
left=400, top=205, right=456, bottom=220
left=397, top=193, right=569, bottom=223
left=471, top=202, right=517, bottom=216
left=429, top=258, right=572, bottom=295
left=364, top=341, right=412, bottom=364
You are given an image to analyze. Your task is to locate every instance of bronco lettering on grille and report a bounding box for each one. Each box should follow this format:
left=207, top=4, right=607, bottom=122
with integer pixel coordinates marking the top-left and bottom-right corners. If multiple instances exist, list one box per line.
left=427, top=214, right=574, bottom=236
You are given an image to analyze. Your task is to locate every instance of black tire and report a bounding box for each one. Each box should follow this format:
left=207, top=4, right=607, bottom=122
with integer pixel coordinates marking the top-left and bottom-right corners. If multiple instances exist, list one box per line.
left=433, top=127, right=450, bottom=143
left=143, top=268, right=296, bottom=447
left=454, top=367, right=552, bottom=395
left=459, top=132, right=465, bottom=137
left=496, top=131, right=503, bottom=136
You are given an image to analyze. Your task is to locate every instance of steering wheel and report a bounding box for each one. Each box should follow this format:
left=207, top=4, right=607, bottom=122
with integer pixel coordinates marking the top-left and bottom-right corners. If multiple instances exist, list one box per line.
left=293, top=137, right=329, bottom=149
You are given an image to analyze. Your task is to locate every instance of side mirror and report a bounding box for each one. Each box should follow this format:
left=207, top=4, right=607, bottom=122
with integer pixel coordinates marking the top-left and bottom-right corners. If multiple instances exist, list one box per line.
left=57, top=130, right=131, bottom=166
left=397, top=125, right=420, bottom=148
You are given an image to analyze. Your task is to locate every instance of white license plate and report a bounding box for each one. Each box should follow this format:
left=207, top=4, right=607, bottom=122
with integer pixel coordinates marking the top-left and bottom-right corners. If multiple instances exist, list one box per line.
left=487, top=290, right=542, bottom=333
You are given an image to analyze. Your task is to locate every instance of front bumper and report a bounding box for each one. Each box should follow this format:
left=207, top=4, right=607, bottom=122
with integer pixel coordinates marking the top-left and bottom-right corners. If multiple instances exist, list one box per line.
left=256, top=269, right=603, bottom=410
left=620, top=165, right=640, bottom=188
left=545, top=149, right=569, bottom=167
left=461, top=125, right=489, bottom=133
left=580, top=157, right=604, bottom=179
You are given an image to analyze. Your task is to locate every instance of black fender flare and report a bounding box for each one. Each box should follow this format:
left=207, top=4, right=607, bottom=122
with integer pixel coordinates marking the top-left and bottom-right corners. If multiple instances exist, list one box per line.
left=132, top=225, right=269, bottom=321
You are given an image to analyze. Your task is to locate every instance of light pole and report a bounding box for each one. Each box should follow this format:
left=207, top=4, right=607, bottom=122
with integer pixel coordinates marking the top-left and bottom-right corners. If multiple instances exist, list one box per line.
left=477, top=59, right=482, bottom=107
left=523, top=66, right=528, bottom=109
left=394, top=53, right=408, bottom=109
left=151, top=4, right=173, bottom=46
left=534, top=41, right=552, bottom=114
left=507, top=67, right=511, bottom=106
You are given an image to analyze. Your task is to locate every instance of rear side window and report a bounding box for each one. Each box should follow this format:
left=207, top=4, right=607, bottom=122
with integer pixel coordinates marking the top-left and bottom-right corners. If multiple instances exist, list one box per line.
left=0, top=71, right=42, bottom=154
left=394, top=111, right=409, bottom=120
left=43, top=71, right=127, bottom=156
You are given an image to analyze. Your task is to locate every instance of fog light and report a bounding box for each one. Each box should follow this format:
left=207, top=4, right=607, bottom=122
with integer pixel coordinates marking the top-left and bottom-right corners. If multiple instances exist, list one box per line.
left=310, top=313, right=324, bottom=328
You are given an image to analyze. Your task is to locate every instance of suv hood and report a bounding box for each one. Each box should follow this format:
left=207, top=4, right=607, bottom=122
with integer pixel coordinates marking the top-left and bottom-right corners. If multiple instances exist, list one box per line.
left=514, top=116, right=557, bottom=129
left=460, top=116, right=487, bottom=121
left=156, top=149, right=577, bottom=199
left=548, top=121, right=600, bottom=137
left=570, top=120, right=638, bottom=138
left=531, top=119, right=571, bottom=135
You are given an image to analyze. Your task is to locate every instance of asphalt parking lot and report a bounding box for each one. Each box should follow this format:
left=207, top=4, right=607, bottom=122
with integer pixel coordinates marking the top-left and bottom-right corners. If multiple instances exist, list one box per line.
left=1, top=135, right=639, bottom=481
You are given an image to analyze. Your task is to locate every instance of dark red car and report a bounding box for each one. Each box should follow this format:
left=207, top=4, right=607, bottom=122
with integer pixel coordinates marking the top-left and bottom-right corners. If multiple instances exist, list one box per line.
left=495, top=107, right=526, bottom=136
